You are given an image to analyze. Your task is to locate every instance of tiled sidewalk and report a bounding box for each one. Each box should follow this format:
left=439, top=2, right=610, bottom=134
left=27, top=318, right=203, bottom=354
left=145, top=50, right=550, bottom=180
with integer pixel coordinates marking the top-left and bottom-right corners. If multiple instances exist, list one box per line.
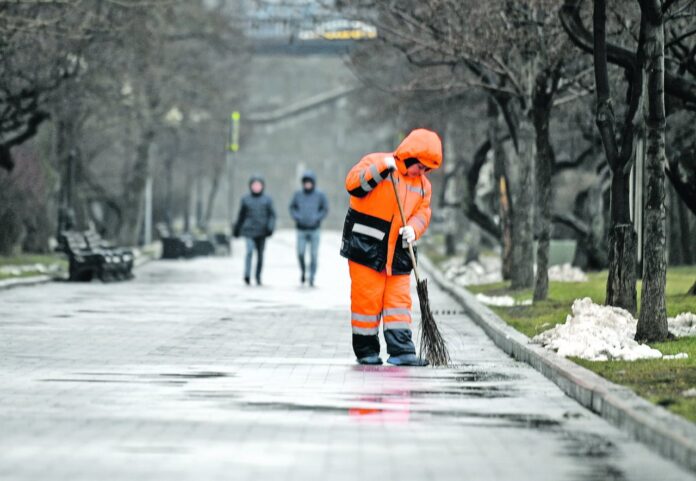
left=0, top=231, right=693, bottom=481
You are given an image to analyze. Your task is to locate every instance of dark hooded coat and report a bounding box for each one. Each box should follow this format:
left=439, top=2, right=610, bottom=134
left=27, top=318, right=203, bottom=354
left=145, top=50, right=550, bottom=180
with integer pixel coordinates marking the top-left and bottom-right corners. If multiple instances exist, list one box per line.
left=233, top=175, right=276, bottom=238
left=289, top=170, right=329, bottom=230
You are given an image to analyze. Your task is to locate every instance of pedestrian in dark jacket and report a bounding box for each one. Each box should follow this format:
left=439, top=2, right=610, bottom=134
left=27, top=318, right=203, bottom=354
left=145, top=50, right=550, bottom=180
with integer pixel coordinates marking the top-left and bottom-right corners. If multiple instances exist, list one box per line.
left=233, top=175, right=276, bottom=285
left=289, top=170, right=328, bottom=287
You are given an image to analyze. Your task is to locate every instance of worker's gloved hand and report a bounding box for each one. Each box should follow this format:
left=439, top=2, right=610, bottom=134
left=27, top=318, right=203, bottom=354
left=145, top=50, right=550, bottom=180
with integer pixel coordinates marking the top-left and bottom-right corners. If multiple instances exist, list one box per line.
left=399, top=225, right=416, bottom=244
left=384, top=155, right=397, bottom=172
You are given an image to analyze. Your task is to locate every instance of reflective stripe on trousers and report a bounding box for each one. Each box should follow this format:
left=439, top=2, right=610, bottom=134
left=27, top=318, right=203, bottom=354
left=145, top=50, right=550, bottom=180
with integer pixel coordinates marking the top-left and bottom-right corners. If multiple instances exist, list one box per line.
left=348, top=260, right=416, bottom=358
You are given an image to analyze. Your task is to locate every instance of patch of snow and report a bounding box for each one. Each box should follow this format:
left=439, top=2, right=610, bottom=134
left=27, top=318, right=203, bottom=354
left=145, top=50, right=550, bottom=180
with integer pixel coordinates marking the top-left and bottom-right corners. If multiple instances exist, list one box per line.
left=662, top=353, right=689, bottom=360
left=668, top=312, right=696, bottom=337
left=547, top=263, right=588, bottom=282
left=533, top=298, right=669, bottom=361
left=443, top=256, right=502, bottom=286
left=475, top=293, right=532, bottom=307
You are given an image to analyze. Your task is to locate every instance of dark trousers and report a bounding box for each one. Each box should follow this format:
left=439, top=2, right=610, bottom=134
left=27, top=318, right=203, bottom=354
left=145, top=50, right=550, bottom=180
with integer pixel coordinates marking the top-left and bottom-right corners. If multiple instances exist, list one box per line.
left=244, top=236, right=266, bottom=281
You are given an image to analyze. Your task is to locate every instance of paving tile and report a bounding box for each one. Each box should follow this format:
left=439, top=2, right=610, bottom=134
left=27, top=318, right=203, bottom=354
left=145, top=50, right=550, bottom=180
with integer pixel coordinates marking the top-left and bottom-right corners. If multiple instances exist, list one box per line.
left=0, top=231, right=693, bottom=480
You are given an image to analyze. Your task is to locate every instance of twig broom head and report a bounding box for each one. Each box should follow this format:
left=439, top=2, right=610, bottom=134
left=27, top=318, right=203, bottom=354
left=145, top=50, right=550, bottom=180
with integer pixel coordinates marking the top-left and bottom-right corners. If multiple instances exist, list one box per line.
left=416, top=278, right=450, bottom=366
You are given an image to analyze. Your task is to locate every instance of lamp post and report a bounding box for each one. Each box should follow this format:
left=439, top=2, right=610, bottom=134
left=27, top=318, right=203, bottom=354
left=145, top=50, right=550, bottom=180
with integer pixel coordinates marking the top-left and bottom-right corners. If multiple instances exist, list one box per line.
left=227, top=111, right=240, bottom=254
left=162, top=106, right=183, bottom=234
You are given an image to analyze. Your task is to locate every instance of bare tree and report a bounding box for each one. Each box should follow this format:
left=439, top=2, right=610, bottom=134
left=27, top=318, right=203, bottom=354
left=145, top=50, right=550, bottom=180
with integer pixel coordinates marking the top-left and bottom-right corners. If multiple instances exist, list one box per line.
left=636, top=0, right=669, bottom=341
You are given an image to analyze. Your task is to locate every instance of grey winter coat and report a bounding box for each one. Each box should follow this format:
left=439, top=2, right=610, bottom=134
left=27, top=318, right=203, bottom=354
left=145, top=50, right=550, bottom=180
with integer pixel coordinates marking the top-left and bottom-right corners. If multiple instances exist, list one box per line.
left=289, top=171, right=329, bottom=230
left=233, top=177, right=276, bottom=238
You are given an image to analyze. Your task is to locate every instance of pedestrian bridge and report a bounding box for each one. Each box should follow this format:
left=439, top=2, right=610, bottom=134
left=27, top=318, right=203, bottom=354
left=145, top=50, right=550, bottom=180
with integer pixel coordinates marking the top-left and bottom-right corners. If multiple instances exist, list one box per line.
left=243, top=5, right=376, bottom=55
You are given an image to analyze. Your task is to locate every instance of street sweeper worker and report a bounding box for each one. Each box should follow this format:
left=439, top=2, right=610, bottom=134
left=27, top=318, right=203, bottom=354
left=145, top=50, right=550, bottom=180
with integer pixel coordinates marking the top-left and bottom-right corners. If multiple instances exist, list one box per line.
left=339, top=128, right=442, bottom=366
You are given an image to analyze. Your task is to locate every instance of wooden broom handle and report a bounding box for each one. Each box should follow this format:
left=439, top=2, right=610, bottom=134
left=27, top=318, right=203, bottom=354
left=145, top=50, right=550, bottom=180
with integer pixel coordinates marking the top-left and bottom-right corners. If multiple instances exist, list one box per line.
left=389, top=171, right=421, bottom=282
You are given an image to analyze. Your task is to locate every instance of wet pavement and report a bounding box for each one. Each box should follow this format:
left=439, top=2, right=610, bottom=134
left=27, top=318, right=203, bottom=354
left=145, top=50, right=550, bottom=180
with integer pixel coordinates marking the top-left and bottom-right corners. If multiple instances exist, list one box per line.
left=0, top=230, right=693, bottom=481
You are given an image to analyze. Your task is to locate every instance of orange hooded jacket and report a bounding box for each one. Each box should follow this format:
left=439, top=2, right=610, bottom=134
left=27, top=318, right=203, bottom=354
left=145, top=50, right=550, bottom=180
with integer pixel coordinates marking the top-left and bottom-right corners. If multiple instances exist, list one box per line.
left=340, top=129, right=442, bottom=275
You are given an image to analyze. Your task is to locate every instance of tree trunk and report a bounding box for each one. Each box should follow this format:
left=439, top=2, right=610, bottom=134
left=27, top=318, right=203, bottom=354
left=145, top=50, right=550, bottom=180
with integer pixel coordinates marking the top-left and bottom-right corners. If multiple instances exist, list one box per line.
left=637, top=2, right=668, bottom=342
left=533, top=69, right=557, bottom=302
left=489, top=97, right=513, bottom=280
left=510, top=118, right=536, bottom=289
left=606, top=223, right=638, bottom=313
left=203, top=155, right=226, bottom=232
left=120, top=128, right=154, bottom=246
left=605, top=173, right=637, bottom=313
left=593, top=0, right=638, bottom=313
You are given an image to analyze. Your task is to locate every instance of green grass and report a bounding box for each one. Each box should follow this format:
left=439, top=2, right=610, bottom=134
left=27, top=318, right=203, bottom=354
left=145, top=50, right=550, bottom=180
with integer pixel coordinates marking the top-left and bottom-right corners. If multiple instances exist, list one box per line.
left=0, top=254, right=65, bottom=266
left=0, top=254, right=67, bottom=280
left=574, top=337, right=696, bottom=423
left=462, top=266, right=696, bottom=423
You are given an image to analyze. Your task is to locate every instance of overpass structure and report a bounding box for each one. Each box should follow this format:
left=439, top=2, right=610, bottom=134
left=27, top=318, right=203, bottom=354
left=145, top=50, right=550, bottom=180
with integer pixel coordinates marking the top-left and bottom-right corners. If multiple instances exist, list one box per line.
left=215, top=1, right=390, bottom=231
left=241, top=0, right=376, bottom=55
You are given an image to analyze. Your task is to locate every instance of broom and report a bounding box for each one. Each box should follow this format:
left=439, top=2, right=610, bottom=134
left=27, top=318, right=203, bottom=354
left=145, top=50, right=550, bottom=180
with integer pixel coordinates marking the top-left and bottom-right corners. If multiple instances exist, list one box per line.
left=389, top=172, right=450, bottom=366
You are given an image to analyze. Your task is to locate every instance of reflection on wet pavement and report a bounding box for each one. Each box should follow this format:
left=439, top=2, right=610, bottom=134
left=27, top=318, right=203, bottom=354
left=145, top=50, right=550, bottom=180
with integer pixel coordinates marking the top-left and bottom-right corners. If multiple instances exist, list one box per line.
left=1, top=232, right=693, bottom=481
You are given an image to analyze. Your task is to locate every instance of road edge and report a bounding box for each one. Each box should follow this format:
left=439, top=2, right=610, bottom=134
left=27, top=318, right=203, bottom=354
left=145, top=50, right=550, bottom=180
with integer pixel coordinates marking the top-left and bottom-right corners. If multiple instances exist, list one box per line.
left=419, top=255, right=696, bottom=474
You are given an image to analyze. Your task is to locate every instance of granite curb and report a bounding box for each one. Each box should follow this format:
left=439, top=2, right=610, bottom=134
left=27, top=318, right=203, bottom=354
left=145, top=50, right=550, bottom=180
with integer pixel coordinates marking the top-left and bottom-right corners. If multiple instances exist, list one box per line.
left=419, top=255, right=696, bottom=474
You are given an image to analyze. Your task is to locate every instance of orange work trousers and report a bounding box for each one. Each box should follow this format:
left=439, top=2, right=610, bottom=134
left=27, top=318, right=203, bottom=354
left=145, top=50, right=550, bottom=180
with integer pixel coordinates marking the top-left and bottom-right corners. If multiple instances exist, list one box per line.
left=348, top=260, right=416, bottom=359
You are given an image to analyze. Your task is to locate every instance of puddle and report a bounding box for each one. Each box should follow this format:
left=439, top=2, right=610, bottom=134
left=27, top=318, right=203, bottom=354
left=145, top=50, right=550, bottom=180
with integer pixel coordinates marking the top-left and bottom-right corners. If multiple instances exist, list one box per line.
left=425, top=370, right=522, bottom=383
left=42, top=370, right=233, bottom=385
left=41, top=378, right=186, bottom=385
left=408, top=385, right=513, bottom=399
left=158, top=371, right=230, bottom=379
left=560, top=431, right=626, bottom=481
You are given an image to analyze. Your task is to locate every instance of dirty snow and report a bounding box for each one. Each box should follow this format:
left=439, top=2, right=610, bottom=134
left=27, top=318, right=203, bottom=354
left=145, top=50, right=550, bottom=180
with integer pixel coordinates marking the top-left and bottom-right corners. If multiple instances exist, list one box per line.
left=442, top=256, right=502, bottom=286
left=444, top=256, right=589, bottom=285
left=475, top=293, right=532, bottom=307
left=668, top=312, right=696, bottom=337
left=547, top=263, right=588, bottom=282
left=533, top=298, right=688, bottom=361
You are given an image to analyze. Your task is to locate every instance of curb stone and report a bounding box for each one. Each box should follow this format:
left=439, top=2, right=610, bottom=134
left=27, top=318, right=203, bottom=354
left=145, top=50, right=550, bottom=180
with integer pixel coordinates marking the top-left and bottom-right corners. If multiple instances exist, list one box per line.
left=419, top=255, right=696, bottom=474
left=0, top=275, right=53, bottom=291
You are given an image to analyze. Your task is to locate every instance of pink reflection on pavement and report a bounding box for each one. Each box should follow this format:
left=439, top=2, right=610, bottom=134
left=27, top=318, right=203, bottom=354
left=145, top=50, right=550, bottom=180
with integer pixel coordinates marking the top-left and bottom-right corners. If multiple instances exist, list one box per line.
left=348, top=368, right=411, bottom=423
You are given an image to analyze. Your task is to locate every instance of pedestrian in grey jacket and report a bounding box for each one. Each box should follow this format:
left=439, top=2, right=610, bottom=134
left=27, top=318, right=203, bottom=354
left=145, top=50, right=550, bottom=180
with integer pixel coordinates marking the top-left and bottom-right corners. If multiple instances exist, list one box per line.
left=289, top=170, right=328, bottom=287
left=233, top=175, right=276, bottom=285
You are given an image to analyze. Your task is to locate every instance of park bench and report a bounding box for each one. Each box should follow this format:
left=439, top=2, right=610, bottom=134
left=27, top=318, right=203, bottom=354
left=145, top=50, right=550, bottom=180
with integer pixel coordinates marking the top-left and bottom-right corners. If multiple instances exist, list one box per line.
left=213, top=232, right=231, bottom=256
left=157, top=224, right=194, bottom=259
left=82, top=230, right=134, bottom=280
left=58, top=230, right=134, bottom=282
left=156, top=223, right=220, bottom=259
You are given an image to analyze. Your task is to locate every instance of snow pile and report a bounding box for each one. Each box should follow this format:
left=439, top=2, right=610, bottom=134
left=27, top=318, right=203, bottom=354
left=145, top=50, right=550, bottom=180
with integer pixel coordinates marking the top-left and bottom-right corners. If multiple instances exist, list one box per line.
left=668, top=312, right=696, bottom=338
left=547, top=263, right=588, bottom=282
left=443, top=256, right=502, bottom=286
left=533, top=298, right=668, bottom=361
left=475, top=293, right=532, bottom=307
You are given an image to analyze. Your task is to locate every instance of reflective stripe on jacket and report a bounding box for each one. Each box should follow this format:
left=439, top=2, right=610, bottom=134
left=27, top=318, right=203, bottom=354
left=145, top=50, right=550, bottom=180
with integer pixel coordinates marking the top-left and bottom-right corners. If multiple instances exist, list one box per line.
left=339, top=152, right=432, bottom=276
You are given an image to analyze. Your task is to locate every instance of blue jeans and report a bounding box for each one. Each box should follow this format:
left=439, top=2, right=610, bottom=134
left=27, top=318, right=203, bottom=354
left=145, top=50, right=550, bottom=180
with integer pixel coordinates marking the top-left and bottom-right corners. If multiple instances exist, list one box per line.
left=244, top=236, right=266, bottom=282
left=296, top=229, right=320, bottom=283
